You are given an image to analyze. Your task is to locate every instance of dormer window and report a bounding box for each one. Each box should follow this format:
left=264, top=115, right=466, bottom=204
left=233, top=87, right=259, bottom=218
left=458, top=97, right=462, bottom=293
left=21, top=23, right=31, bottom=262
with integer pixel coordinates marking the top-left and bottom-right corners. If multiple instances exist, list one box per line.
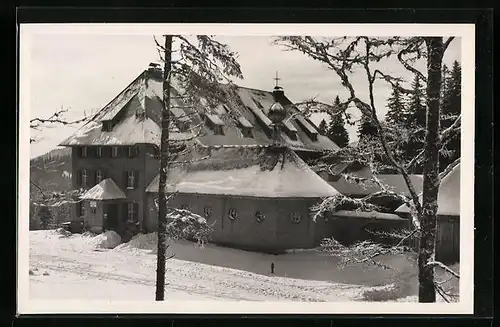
left=206, top=114, right=225, bottom=136
left=283, top=119, right=298, bottom=140
left=102, top=120, right=113, bottom=132
left=295, top=116, right=319, bottom=141
left=251, top=97, right=264, bottom=109
left=237, top=116, right=253, bottom=138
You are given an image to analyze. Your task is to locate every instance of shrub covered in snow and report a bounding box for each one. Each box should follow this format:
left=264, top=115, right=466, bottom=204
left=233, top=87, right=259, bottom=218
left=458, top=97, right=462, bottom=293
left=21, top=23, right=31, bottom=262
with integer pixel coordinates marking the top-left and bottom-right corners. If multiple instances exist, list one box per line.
left=94, top=231, right=122, bottom=249
left=55, top=227, right=71, bottom=238
left=166, top=209, right=213, bottom=245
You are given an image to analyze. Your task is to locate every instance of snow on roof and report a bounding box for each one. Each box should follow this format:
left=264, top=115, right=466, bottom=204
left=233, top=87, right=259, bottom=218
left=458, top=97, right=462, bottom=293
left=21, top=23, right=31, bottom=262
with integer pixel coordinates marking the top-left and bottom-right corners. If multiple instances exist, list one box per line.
left=283, top=118, right=298, bottom=132
left=206, top=114, right=225, bottom=126
left=96, top=74, right=144, bottom=122
left=237, top=116, right=253, bottom=128
left=146, top=146, right=340, bottom=198
left=296, top=116, right=318, bottom=136
left=328, top=165, right=423, bottom=197
left=80, top=178, right=127, bottom=201
left=333, top=210, right=406, bottom=221
left=60, top=114, right=192, bottom=146
left=60, top=68, right=340, bottom=153
left=396, top=163, right=460, bottom=216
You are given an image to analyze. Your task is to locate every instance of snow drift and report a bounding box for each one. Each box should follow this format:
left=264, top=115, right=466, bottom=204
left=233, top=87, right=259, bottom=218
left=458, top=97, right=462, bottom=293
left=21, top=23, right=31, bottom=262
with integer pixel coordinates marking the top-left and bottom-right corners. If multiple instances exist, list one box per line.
left=115, top=232, right=158, bottom=252
left=92, top=231, right=122, bottom=249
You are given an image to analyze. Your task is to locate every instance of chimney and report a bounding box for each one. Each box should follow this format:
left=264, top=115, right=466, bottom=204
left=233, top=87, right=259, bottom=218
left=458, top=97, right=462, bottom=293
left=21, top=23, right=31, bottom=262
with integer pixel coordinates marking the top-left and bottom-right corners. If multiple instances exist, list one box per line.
left=146, top=62, right=163, bottom=80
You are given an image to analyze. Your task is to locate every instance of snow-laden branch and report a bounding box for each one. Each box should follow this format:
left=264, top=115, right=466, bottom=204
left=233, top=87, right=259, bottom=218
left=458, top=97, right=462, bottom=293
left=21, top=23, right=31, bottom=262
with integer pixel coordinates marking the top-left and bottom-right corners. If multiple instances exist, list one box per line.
left=426, top=261, right=460, bottom=279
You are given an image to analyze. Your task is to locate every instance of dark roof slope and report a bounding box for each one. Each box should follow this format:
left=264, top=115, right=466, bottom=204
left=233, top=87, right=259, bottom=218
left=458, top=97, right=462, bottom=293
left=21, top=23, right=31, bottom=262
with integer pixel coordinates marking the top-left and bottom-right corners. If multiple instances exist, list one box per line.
left=59, top=67, right=340, bottom=154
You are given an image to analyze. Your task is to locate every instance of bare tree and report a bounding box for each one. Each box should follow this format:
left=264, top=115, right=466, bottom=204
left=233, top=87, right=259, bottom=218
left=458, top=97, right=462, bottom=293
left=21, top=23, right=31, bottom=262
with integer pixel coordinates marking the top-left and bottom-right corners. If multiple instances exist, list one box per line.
left=153, top=35, right=242, bottom=301
left=274, top=36, right=460, bottom=302
left=30, top=106, right=93, bottom=144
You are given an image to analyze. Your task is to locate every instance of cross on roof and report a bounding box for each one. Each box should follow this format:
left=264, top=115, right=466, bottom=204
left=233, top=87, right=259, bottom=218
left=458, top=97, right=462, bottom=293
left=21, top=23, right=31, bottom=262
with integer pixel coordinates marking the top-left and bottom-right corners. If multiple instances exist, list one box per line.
left=274, top=71, right=281, bottom=87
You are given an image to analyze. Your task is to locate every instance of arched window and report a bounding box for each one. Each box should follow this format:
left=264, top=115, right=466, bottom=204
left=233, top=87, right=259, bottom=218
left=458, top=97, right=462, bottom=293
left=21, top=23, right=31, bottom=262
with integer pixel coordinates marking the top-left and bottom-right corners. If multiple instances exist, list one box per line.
left=228, top=208, right=238, bottom=220
left=255, top=211, right=265, bottom=223
left=290, top=212, right=301, bottom=224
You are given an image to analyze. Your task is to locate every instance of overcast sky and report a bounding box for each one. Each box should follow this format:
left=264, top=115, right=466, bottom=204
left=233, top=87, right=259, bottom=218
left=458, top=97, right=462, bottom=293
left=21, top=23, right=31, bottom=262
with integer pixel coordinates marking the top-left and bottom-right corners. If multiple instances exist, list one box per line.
left=27, top=34, right=461, bottom=158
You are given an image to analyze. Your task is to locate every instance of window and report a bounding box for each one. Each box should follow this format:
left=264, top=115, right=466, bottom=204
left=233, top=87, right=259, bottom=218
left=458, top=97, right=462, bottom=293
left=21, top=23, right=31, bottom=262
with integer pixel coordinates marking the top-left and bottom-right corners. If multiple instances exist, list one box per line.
left=290, top=212, right=301, bottom=224
left=214, top=126, right=224, bottom=135
left=255, top=211, right=265, bottom=223
left=96, top=147, right=102, bottom=158
left=77, top=202, right=85, bottom=217
left=81, top=169, right=88, bottom=188
left=111, top=146, right=120, bottom=158
left=228, top=208, right=238, bottom=220
left=127, top=171, right=135, bottom=189
left=127, top=146, right=139, bottom=158
left=90, top=201, right=97, bottom=214
left=80, top=146, right=88, bottom=158
left=96, top=170, right=103, bottom=184
left=127, top=202, right=138, bottom=222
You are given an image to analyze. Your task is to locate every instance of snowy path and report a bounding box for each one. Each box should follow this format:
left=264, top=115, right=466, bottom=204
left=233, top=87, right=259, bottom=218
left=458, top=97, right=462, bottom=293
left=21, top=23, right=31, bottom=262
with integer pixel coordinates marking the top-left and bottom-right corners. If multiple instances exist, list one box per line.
left=29, top=231, right=386, bottom=302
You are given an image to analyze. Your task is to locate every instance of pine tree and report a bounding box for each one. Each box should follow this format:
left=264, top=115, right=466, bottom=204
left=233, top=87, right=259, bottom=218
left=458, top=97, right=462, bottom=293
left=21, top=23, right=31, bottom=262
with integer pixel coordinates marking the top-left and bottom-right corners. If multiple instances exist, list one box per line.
left=318, top=119, right=328, bottom=135
left=326, top=96, right=349, bottom=148
left=385, top=83, right=407, bottom=127
left=357, top=114, right=378, bottom=143
left=404, top=74, right=427, bottom=173
left=439, top=60, right=461, bottom=170
left=38, top=205, right=53, bottom=230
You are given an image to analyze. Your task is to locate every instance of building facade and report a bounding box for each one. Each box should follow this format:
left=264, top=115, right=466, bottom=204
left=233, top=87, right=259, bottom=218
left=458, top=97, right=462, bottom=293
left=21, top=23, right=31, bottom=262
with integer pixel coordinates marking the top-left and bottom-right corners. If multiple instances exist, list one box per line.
left=59, top=64, right=342, bottom=246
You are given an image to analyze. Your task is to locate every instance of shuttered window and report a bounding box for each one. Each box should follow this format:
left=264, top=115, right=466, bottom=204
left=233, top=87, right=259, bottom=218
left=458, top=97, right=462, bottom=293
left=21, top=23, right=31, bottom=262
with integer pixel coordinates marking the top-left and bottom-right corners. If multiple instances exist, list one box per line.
left=127, top=146, right=139, bottom=158
left=127, top=202, right=139, bottom=222
left=124, top=170, right=139, bottom=190
left=111, top=146, right=120, bottom=158
left=81, top=169, right=88, bottom=189
left=77, top=202, right=85, bottom=217
left=96, top=147, right=102, bottom=158
left=96, top=170, right=103, bottom=184
left=80, top=146, right=88, bottom=158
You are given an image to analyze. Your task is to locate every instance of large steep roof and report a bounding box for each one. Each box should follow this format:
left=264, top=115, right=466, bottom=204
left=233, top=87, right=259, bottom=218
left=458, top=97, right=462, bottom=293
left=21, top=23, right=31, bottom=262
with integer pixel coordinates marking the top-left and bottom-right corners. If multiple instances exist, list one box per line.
left=59, top=67, right=340, bottom=153
left=146, top=145, right=340, bottom=198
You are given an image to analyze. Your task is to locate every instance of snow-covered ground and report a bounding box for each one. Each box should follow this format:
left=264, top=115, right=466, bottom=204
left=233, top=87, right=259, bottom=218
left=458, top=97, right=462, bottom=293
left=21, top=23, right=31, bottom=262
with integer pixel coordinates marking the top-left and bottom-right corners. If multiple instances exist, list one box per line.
left=29, top=229, right=452, bottom=302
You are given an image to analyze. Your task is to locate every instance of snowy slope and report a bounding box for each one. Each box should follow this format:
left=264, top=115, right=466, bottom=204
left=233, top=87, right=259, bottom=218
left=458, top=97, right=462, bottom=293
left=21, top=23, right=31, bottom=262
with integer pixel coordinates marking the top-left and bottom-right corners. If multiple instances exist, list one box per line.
left=29, top=230, right=407, bottom=302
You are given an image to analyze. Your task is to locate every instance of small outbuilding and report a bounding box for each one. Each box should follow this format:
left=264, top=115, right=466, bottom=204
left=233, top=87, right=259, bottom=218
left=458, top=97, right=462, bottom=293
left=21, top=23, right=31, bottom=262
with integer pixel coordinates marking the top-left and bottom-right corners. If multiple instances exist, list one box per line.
left=79, top=178, right=128, bottom=234
left=396, top=162, right=461, bottom=263
left=146, top=145, right=341, bottom=252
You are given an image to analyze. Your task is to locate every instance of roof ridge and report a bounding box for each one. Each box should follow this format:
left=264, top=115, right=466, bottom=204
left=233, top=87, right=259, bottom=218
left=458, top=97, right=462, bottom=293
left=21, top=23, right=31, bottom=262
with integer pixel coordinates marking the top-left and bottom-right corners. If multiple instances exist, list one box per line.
left=91, top=70, right=146, bottom=122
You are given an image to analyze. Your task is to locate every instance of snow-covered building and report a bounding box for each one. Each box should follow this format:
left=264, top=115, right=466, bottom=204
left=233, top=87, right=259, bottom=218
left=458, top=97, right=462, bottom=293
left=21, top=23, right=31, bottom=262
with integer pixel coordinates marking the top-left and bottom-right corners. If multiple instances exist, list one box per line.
left=58, top=63, right=342, bottom=246
left=146, top=145, right=340, bottom=252
left=396, top=161, right=461, bottom=263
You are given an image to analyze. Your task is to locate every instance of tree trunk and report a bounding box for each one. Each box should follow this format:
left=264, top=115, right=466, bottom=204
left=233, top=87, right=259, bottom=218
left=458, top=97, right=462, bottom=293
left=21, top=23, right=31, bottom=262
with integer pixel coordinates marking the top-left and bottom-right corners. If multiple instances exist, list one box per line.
left=418, top=37, right=444, bottom=303
left=155, top=35, right=173, bottom=301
